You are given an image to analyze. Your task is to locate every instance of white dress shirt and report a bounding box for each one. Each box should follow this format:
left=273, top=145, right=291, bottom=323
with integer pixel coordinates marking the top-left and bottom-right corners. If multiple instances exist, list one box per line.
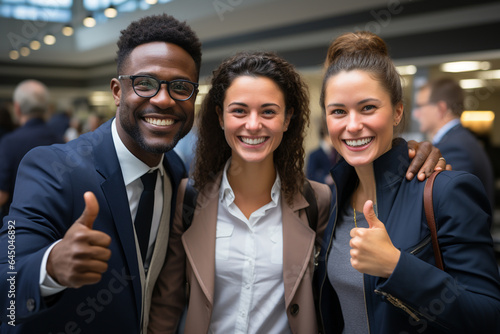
left=209, top=160, right=291, bottom=334
left=40, top=119, right=164, bottom=295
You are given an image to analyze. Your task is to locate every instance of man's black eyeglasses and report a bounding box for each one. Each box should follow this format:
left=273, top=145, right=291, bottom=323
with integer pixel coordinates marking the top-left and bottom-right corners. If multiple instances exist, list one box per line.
left=118, top=75, right=198, bottom=101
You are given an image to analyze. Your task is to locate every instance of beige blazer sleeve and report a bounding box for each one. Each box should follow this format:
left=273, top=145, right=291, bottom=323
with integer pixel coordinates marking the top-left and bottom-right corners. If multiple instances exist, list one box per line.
left=148, top=178, right=189, bottom=334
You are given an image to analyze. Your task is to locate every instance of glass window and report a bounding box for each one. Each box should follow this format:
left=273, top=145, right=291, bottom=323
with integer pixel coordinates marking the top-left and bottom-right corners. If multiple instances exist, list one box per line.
left=0, top=0, right=72, bottom=22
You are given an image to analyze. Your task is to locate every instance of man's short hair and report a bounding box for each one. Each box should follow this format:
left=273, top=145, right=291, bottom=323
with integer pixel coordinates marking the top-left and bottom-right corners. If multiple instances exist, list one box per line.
left=13, top=79, right=49, bottom=117
left=424, top=77, right=464, bottom=117
left=116, top=14, right=202, bottom=78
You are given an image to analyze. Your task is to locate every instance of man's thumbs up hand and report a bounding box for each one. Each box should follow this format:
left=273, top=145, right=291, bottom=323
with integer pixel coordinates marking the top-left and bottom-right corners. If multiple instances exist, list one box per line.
left=349, top=200, right=400, bottom=278
left=47, top=192, right=112, bottom=288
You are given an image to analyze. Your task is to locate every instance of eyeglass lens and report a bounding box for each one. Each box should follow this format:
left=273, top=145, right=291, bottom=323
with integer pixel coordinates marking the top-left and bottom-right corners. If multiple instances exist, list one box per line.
left=133, top=76, right=195, bottom=100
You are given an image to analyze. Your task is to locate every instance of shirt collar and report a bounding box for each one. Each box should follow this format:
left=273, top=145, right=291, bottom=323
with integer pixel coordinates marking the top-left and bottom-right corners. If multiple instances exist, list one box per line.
left=432, top=119, right=461, bottom=144
left=219, top=158, right=281, bottom=207
left=111, top=118, right=164, bottom=186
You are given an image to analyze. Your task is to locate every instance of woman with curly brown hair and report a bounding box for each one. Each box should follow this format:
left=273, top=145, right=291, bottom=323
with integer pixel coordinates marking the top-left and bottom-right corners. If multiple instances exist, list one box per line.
left=149, top=51, right=331, bottom=333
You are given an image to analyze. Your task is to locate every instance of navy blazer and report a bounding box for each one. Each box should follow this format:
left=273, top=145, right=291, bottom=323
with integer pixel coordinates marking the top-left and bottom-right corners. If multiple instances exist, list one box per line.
left=0, top=119, right=185, bottom=333
left=436, top=123, right=494, bottom=210
left=306, top=147, right=335, bottom=190
left=316, top=139, right=500, bottom=334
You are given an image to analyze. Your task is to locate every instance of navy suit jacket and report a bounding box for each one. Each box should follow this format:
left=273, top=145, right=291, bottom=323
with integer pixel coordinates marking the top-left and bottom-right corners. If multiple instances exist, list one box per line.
left=0, top=119, right=185, bottom=333
left=317, top=139, right=500, bottom=333
left=306, top=146, right=336, bottom=190
left=436, top=123, right=494, bottom=209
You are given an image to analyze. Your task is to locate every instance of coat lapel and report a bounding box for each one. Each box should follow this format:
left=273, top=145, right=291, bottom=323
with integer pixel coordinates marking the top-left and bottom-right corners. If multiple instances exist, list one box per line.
left=182, top=177, right=220, bottom=306
left=93, top=120, right=143, bottom=319
left=282, top=191, right=316, bottom=309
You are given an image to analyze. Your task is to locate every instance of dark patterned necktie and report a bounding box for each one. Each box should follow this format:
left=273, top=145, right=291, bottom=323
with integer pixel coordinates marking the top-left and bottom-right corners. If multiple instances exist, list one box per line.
left=135, top=169, right=158, bottom=265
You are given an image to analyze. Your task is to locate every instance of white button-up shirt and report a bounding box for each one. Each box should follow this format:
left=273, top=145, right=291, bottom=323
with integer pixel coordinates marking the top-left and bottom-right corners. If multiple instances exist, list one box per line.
left=209, top=160, right=291, bottom=334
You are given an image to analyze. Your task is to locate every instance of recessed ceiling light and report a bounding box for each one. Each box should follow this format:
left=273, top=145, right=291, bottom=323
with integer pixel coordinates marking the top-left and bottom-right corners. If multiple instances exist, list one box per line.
left=43, top=33, right=56, bottom=45
left=62, top=25, right=74, bottom=36
left=441, top=61, right=490, bottom=73
left=459, top=79, right=484, bottom=89
left=104, top=5, right=118, bottom=18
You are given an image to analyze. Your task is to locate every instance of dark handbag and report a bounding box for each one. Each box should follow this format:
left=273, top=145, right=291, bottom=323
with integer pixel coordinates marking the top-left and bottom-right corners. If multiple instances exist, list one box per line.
left=424, top=170, right=444, bottom=270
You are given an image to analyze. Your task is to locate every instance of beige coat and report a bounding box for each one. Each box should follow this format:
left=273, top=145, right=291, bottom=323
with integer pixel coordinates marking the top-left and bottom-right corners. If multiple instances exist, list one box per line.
left=148, top=175, right=332, bottom=334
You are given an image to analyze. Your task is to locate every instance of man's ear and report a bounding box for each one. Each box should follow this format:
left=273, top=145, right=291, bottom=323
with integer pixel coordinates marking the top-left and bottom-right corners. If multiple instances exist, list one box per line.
left=110, top=78, right=121, bottom=107
left=436, top=101, right=449, bottom=116
left=216, top=106, right=224, bottom=129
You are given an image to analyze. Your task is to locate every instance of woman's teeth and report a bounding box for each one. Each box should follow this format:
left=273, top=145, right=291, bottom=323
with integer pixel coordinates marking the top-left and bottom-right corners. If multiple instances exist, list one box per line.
left=345, top=137, right=373, bottom=147
left=241, top=137, right=266, bottom=145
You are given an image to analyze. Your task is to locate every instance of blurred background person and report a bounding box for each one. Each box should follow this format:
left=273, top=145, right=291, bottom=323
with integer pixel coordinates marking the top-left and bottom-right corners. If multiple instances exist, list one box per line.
left=0, top=104, right=15, bottom=141
left=306, top=120, right=337, bottom=189
left=0, top=80, right=64, bottom=220
left=63, top=115, right=83, bottom=142
left=413, top=77, right=495, bottom=211
left=47, top=108, right=71, bottom=140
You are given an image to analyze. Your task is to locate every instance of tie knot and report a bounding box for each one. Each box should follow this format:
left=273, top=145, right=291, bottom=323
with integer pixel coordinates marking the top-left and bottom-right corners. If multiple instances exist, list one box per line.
left=141, top=170, right=157, bottom=191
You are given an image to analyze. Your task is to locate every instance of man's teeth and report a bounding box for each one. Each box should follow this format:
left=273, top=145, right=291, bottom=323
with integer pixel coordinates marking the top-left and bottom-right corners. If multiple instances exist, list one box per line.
left=345, top=138, right=373, bottom=147
left=241, top=137, right=266, bottom=145
left=145, top=118, right=174, bottom=126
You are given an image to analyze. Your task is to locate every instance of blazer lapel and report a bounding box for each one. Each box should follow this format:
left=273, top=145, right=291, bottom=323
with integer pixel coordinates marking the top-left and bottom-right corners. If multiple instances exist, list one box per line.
left=182, top=177, right=221, bottom=306
left=282, top=192, right=316, bottom=309
left=93, top=120, right=142, bottom=319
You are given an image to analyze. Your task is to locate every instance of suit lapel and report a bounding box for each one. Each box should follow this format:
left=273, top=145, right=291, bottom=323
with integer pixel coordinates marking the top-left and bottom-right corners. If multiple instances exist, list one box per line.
left=182, top=177, right=220, bottom=306
left=93, top=120, right=143, bottom=319
left=282, top=191, right=316, bottom=308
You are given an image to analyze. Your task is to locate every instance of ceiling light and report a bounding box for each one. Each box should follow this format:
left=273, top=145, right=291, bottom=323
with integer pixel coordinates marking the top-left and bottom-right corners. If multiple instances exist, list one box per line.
left=83, top=14, right=96, bottom=28
left=461, top=111, right=495, bottom=122
left=145, top=0, right=158, bottom=5
left=43, top=33, right=56, bottom=45
left=396, top=65, right=417, bottom=76
left=459, top=79, right=484, bottom=89
left=479, top=70, right=500, bottom=80
left=440, top=61, right=491, bottom=73
left=30, top=40, right=41, bottom=50
left=62, top=24, right=74, bottom=36
left=461, top=111, right=495, bottom=134
left=20, top=46, right=31, bottom=57
left=104, top=5, right=117, bottom=18
left=9, top=50, right=20, bottom=60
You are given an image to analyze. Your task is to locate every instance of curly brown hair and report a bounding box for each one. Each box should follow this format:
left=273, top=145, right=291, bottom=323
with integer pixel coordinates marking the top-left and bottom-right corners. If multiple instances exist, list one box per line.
left=116, top=14, right=202, bottom=78
left=192, top=51, right=310, bottom=204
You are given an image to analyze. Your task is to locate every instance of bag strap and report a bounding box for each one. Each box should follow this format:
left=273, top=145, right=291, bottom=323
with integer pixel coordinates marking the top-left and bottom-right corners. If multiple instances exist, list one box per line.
left=424, top=170, right=444, bottom=270
left=303, top=179, right=318, bottom=231
left=182, top=179, right=198, bottom=230
left=182, top=179, right=319, bottom=231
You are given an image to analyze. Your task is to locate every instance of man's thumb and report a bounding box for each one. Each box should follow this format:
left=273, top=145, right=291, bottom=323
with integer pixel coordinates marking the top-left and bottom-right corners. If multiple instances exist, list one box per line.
left=363, top=200, right=383, bottom=229
left=77, top=191, right=99, bottom=229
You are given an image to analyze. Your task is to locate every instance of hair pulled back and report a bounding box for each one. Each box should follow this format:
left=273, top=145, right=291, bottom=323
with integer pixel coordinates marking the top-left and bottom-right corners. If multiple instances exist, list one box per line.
left=192, top=51, right=310, bottom=204
left=321, top=31, right=404, bottom=133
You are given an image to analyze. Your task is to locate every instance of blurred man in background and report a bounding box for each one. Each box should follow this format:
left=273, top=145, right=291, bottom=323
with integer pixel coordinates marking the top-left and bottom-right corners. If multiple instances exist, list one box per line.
left=414, top=77, right=494, bottom=211
left=0, top=79, right=63, bottom=220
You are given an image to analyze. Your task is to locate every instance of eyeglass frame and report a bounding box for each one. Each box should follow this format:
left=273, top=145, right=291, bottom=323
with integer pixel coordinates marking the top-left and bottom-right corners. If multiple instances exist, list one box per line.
left=118, top=75, right=199, bottom=101
left=414, top=101, right=437, bottom=109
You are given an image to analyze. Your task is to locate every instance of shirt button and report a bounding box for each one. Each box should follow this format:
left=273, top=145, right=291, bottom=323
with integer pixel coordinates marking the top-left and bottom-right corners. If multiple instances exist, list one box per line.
left=26, top=298, right=35, bottom=312
left=290, top=304, right=299, bottom=316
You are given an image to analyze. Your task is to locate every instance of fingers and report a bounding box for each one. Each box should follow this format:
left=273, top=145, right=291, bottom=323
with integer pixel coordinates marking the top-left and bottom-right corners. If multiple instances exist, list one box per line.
left=77, top=192, right=100, bottom=229
left=406, top=141, right=443, bottom=181
left=363, top=200, right=382, bottom=229
left=46, top=192, right=111, bottom=288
